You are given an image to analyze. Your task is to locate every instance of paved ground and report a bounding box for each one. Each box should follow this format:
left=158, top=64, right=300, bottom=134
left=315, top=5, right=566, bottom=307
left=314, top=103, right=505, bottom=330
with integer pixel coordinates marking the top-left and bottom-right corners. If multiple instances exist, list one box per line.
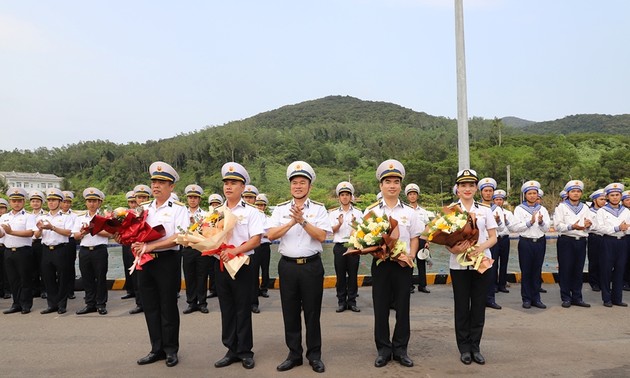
left=1, top=283, right=629, bottom=378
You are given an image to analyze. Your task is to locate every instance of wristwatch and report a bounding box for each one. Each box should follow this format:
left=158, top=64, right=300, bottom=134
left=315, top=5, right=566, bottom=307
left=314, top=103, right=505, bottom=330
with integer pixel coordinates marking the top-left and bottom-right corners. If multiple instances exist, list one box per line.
left=300, top=219, right=308, bottom=227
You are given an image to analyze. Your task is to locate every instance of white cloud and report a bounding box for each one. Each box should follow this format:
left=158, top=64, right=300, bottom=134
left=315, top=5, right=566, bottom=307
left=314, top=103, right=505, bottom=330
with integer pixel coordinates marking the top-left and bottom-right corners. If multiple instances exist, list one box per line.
left=0, top=13, right=49, bottom=52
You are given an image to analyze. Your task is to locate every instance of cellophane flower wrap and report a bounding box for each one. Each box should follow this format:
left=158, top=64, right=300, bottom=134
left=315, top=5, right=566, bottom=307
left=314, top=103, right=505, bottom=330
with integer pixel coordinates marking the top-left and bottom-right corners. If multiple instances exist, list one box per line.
left=344, top=212, right=414, bottom=268
left=422, top=204, right=493, bottom=273
left=89, top=207, right=166, bottom=245
left=176, top=206, right=244, bottom=279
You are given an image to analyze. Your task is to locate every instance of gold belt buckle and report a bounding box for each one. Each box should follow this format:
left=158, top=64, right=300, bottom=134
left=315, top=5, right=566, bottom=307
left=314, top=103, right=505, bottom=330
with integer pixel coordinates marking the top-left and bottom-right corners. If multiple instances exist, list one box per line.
left=88, top=246, right=96, bottom=251
left=296, top=258, right=306, bottom=265
left=49, top=246, right=55, bottom=250
left=10, top=248, right=17, bottom=252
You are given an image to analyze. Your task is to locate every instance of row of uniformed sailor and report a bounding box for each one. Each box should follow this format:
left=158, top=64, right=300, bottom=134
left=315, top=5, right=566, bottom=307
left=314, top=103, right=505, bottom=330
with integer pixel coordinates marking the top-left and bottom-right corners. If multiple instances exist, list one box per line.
left=0, top=198, right=10, bottom=298
left=404, top=183, right=432, bottom=295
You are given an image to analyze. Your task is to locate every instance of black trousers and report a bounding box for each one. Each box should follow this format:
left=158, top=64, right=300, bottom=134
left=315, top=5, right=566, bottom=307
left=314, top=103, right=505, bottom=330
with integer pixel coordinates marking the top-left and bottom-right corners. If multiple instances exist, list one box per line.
left=65, top=237, right=77, bottom=296
left=41, top=244, right=69, bottom=309
left=78, top=246, right=108, bottom=308
left=0, top=245, right=9, bottom=294
left=557, top=236, right=587, bottom=303
left=600, top=236, right=628, bottom=304
left=182, top=247, right=210, bottom=306
left=208, top=257, right=217, bottom=294
left=450, top=268, right=492, bottom=354
left=32, top=239, right=44, bottom=295
left=588, top=234, right=603, bottom=289
left=494, top=235, right=511, bottom=289
left=4, top=246, right=34, bottom=310
left=486, top=244, right=500, bottom=304
left=216, top=258, right=254, bottom=359
left=254, top=242, right=271, bottom=293
left=122, top=244, right=136, bottom=295
left=278, top=255, right=324, bottom=362
left=371, top=258, right=412, bottom=358
left=413, top=238, right=428, bottom=289
left=139, top=251, right=181, bottom=355
left=518, top=237, right=546, bottom=303
left=333, top=243, right=359, bottom=306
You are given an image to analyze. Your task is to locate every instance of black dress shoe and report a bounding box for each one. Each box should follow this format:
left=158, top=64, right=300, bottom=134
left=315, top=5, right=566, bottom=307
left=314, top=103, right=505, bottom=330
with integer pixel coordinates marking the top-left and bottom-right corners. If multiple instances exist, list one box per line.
left=3, top=306, right=22, bottom=314
left=393, top=354, right=414, bottom=367
left=539, top=288, right=547, bottom=293
left=207, top=291, right=218, bottom=298
left=121, top=293, right=135, bottom=300
left=98, top=308, right=108, bottom=315
left=613, top=302, right=628, bottom=307
left=76, top=306, right=97, bottom=315
left=522, top=302, right=531, bottom=309
left=242, top=357, right=255, bottom=369
left=251, top=305, right=260, bottom=314
left=418, top=287, right=431, bottom=293
left=472, top=352, right=485, bottom=365
left=486, top=302, right=502, bottom=310
left=21, top=309, right=31, bottom=314
left=183, top=305, right=198, bottom=314
left=604, top=302, right=613, bottom=307
left=68, top=294, right=76, bottom=299
left=410, top=286, right=415, bottom=293
left=571, top=301, right=591, bottom=308
left=374, top=355, right=391, bottom=367
left=41, top=292, right=47, bottom=299
left=276, top=359, right=302, bottom=371
left=561, top=301, right=571, bottom=308
left=165, top=353, right=178, bottom=367
left=309, top=359, right=325, bottom=373
left=532, top=301, right=547, bottom=309
left=260, top=292, right=269, bottom=298
left=129, top=306, right=144, bottom=314
left=40, top=307, right=59, bottom=314
left=199, top=305, right=209, bottom=314
left=3, top=293, right=11, bottom=299
left=592, top=286, right=601, bottom=292
left=57, top=308, right=67, bottom=314
left=137, top=352, right=166, bottom=365
left=498, top=287, right=510, bottom=293
left=214, top=356, right=240, bottom=368
left=460, top=352, right=472, bottom=365
left=349, top=305, right=361, bottom=312
left=336, top=304, right=346, bottom=313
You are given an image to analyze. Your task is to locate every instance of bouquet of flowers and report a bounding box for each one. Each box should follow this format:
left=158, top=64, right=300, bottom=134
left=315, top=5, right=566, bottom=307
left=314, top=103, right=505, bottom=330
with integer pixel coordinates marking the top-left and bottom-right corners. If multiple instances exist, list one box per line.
left=343, top=212, right=414, bottom=268
left=422, top=204, right=492, bottom=273
left=176, top=206, right=244, bottom=279
left=89, top=207, right=165, bottom=245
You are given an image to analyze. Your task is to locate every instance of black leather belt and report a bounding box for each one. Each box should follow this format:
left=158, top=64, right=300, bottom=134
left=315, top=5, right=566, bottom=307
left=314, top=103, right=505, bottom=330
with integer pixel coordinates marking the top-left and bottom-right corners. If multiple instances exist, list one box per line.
left=81, top=244, right=107, bottom=251
left=8, top=246, right=30, bottom=252
left=604, top=235, right=626, bottom=240
left=520, top=236, right=544, bottom=243
left=282, top=254, right=320, bottom=265
left=559, top=235, right=587, bottom=241
left=44, top=243, right=67, bottom=251
left=497, top=235, right=510, bottom=239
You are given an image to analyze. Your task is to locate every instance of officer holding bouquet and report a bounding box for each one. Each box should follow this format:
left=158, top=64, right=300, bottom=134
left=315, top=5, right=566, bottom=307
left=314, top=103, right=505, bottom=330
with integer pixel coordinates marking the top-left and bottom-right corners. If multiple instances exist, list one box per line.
left=365, top=159, right=423, bottom=368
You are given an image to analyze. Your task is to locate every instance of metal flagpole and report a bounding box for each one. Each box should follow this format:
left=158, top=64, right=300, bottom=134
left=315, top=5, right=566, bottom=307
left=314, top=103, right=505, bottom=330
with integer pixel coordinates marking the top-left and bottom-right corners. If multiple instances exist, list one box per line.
left=454, top=0, right=470, bottom=171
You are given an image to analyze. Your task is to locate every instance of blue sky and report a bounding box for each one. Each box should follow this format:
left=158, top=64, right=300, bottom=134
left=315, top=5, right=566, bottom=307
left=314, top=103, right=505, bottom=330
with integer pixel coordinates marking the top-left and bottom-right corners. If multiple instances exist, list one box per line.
left=2, top=0, right=628, bottom=151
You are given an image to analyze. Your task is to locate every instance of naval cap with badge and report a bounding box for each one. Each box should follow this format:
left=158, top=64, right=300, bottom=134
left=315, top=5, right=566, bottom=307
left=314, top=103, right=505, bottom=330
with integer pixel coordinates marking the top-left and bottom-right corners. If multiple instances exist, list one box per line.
left=125, top=191, right=136, bottom=201
left=133, top=184, right=151, bottom=198
left=589, top=189, right=605, bottom=200
left=7, top=187, right=28, bottom=200
left=0, top=198, right=8, bottom=207
left=622, top=190, right=630, bottom=201
left=538, top=189, right=544, bottom=198
left=255, top=193, right=269, bottom=205
left=376, top=159, right=405, bottom=181
left=184, top=184, right=204, bottom=197
left=563, top=180, right=584, bottom=193
left=404, top=183, right=420, bottom=196
left=336, top=181, right=355, bottom=196
left=83, top=187, right=105, bottom=201
left=149, top=161, right=179, bottom=183
left=62, top=191, right=75, bottom=202
left=242, top=185, right=259, bottom=198
left=478, top=177, right=497, bottom=191
left=455, top=169, right=479, bottom=184
left=492, top=189, right=507, bottom=199
left=559, top=190, right=567, bottom=200
left=604, top=183, right=624, bottom=195
left=46, top=188, right=64, bottom=201
left=28, top=189, right=45, bottom=202
left=222, top=162, right=251, bottom=184
left=287, top=161, right=316, bottom=183
left=208, top=193, right=224, bottom=204
left=521, top=180, right=541, bottom=194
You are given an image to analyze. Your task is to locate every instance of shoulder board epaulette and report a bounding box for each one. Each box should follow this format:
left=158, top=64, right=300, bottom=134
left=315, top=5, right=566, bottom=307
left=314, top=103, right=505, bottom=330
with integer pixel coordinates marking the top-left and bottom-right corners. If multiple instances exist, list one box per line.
left=244, top=202, right=257, bottom=208
left=173, top=200, right=185, bottom=207
left=328, top=206, right=340, bottom=213
left=140, top=200, right=152, bottom=206
left=74, top=210, right=88, bottom=216
left=310, top=200, right=325, bottom=207
left=277, top=200, right=291, bottom=206
left=402, top=203, right=413, bottom=209
left=477, top=202, right=491, bottom=208
left=365, top=201, right=379, bottom=211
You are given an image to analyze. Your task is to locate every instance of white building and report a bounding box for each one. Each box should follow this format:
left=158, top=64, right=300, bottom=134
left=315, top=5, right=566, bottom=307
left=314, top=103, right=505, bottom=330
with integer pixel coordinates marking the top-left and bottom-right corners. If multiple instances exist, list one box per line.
left=0, top=171, right=64, bottom=190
